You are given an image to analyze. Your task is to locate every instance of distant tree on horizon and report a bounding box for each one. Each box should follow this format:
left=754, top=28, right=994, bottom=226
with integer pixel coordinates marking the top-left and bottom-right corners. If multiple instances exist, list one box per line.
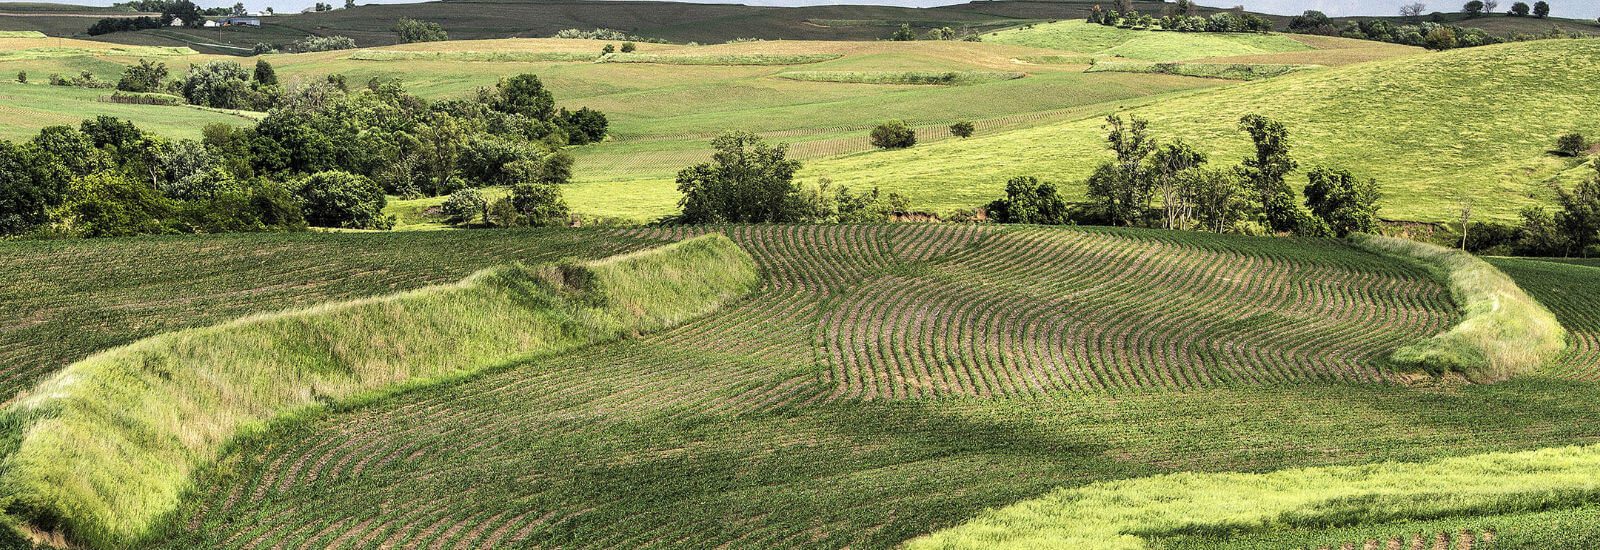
left=1399, top=2, right=1427, bottom=21
left=1532, top=0, right=1549, bottom=17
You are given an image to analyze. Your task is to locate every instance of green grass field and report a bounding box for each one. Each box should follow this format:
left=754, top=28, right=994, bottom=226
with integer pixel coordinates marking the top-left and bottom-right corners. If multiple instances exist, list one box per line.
left=983, top=21, right=1316, bottom=62
left=802, top=38, right=1600, bottom=224
left=1, top=225, right=1598, bottom=548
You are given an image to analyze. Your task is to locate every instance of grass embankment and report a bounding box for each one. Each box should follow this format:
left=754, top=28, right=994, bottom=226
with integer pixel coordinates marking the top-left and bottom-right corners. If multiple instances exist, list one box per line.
left=1352, top=234, right=1566, bottom=381
left=777, top=70, right=1024, bottom=85
left=0, top=234, right=757, bottom=548
left=1488, top=257, right=1600, bottom=379
left=906, top=445, right=1600, bottom=550
left=1086, top=61, right=1309, bottom=80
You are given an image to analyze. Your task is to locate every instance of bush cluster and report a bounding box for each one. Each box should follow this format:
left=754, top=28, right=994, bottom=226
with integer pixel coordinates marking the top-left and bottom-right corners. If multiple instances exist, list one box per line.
left=2, top=67, right=611, bottom=238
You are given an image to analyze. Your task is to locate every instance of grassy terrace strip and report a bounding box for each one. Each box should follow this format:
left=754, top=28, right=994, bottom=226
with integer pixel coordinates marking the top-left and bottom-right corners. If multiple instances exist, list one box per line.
left=345, top=50, right=599, bottom=63
left=0, top=31, right=45, bottom=38
left=776, top=70, right=1025, bottom=85
left=1487, top=258, right=1600, bottom=380
left=0, top=234, right=758, bottom=548
left=598, top=52, right=843, bottom=65
left=905, top=444, right=1600, bottom=550
left=1086, top=61, right=1310, bottom=81
left=1350, top=234, right=1566, bottom=382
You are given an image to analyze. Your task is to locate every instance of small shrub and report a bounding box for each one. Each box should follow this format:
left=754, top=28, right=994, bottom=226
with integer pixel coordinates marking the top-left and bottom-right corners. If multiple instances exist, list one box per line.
left=950, top=121, right=974, bottom=138
left=602, top=43, right=615, bottom=54
left=15, top=71, right=25, bottom=84
left=440, top=188, right=488, bottom=225
left=870, top=120, right=916, bottom=149
left=1556, top=133, right=1588, bottom=157
left=393, top=17, right=447, bottom=43
left=508, top=183, right=570, bottom=226
left=286, top=35, right=357, bottom=53
left=294, top=170, right=393, bottom=230
left=620, top=41, right=636, bottom=53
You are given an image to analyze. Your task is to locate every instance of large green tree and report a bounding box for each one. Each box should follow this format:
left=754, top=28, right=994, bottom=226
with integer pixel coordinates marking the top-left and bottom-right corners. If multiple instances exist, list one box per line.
left=1236, top=114, right=1300, bottom=232
left=676, top=132, right=804, bottom=223
left=1303, top=167, right=1382, bottom=237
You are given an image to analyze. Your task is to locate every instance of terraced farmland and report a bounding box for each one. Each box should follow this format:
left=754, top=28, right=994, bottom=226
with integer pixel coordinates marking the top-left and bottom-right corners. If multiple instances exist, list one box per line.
left=0, top=229, right=661, bottom=403
left=0, top=225, right=1594, bottom=548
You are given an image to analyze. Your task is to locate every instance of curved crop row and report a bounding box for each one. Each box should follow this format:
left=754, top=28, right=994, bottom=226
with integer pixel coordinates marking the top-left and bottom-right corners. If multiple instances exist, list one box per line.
left=0, top=235, right=758, bottom=548
left=823, top=228, right=1454, bottom=398
left=1351, top=235, right=1567, bottom=382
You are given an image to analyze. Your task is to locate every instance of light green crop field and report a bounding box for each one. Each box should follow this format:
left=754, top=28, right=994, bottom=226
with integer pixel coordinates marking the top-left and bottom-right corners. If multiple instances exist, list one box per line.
left=1, top=226, right=1598, bottom=548
left=983, top=21, right=1315, bottom=61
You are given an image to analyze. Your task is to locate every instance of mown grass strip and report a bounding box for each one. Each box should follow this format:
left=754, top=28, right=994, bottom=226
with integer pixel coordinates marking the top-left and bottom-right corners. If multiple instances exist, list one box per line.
left=1086, top=61, right=1311, bottom=81
left=776, top=70, right=1025, bottom=86
left=906, top=444, right=1600, bottom=550
left=1351, top=234, right=1567, bottom=382
left=0, top=234, right=757, bottom=549
left=0, top=31, right=46, bottom=38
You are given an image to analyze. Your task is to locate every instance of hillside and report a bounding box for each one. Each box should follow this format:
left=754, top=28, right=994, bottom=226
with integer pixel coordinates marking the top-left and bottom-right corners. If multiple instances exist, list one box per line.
left=0, top=0, right=1179, bottom=53
left=2, top=225, right=1599, bottom=547
left=803, top=38, right=1600, bottom=223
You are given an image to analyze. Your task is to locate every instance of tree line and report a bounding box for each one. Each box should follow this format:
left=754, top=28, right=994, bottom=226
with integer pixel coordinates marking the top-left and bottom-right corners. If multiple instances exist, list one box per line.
left=1288, top=6, right=1590, bottom=51
left=987, top=114, right=1381, bottom=238
left=0, top=70, right=607, bottom=238
left=1088, top=0, right=1274, bottom=33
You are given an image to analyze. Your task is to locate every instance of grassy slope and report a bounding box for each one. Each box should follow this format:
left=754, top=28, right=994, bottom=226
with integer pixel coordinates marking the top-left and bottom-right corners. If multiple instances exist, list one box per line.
left=983, top=20, right=1314, bottom=61
left=908, top=444, right=1600, bottom=550
left=1352, top=235, right=1565, bottom=381
left=803, top=38, right=1600, bottom=223
left=1, top=234, right=757, bottom=547
left=0, top=36, right=1229, bottom=222
left=0, top=81, right=251, bottom=140
left=0, top=225, right=1590, bottom=548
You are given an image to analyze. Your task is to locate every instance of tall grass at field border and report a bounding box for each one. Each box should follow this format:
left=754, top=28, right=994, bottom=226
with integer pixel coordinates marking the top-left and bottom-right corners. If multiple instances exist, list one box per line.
left=0, top=234, right=758, bottom=549
left=1350, top=234, right=1567, bottom=382
left=907, top=444, right=1600, bottom=550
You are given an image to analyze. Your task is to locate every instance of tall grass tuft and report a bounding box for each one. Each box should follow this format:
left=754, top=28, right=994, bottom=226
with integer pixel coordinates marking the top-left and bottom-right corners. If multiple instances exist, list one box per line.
left=1350, top=234, right=1566, bottom=381
left=0, top=234, right=757, bottom=549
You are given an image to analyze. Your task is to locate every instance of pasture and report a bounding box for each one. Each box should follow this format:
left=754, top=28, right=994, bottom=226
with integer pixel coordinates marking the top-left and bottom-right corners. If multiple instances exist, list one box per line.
left=2, top=226, right=1599, bottom=547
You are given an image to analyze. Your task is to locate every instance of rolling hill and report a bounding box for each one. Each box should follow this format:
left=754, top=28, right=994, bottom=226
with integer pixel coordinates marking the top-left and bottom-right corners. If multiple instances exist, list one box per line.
left=0, top=225, right=1596, bottom=547
left=802, top=37, right=1600, bottom=223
